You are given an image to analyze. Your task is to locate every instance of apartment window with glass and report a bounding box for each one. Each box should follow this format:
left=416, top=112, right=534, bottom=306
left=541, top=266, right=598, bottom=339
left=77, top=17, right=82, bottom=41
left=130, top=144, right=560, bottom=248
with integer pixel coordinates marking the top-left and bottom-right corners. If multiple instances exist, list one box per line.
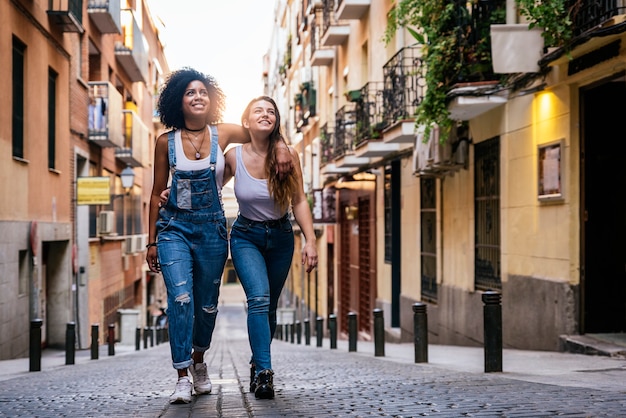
left=474, top=137, right=501, bottom=290
left=48, top=68, right=58, bottom=170
left=12, top=37, right=26, bottom=159
left=420, top=178, right=437, bottom=302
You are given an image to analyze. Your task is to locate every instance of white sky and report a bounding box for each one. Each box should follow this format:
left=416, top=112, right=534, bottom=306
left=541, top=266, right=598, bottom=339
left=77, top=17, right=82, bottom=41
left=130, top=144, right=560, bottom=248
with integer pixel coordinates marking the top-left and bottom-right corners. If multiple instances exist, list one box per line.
left=148, top=0, right=276, bottom=124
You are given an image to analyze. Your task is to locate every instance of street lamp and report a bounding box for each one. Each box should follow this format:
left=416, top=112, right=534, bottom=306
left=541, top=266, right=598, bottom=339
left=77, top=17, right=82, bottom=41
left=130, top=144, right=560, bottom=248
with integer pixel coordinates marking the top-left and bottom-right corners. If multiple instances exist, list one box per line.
left=120, top=166, right=135, bottom=192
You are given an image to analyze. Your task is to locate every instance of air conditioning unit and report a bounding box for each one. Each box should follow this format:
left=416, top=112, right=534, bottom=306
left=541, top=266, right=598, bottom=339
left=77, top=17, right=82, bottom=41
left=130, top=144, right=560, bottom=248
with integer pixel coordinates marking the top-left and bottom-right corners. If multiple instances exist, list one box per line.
left=124, top=236, right=135, bottom=254
left=134, top=234, right=148, bottom=252
left=98, top=211, right=115, bottom=235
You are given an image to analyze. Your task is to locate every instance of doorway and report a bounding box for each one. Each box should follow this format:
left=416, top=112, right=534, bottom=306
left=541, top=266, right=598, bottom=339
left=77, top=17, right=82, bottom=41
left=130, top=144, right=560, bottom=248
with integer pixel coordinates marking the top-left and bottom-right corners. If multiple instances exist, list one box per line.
left=580, top=74, right=626, bottom=333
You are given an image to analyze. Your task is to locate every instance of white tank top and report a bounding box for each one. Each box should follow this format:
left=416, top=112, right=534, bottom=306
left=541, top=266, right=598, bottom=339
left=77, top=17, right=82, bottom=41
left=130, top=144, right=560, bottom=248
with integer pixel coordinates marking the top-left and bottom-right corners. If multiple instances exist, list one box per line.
left=233, top=146, right=283, bottom=221
left=174, top=128, right=225, bottom=187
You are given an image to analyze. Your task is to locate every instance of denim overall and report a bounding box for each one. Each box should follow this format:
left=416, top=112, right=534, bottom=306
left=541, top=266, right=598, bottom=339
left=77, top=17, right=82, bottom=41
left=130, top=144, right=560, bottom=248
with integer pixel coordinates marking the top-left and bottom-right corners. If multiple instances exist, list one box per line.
left=156, top=126, right=228, bottom=370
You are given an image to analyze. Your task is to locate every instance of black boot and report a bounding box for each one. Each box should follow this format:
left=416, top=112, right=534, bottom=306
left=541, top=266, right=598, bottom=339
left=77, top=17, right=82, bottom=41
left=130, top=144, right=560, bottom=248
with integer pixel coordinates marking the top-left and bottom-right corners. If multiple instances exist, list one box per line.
left=249, top=364, right=256, bottom=393
left=254, top=369, right=274, bottom=399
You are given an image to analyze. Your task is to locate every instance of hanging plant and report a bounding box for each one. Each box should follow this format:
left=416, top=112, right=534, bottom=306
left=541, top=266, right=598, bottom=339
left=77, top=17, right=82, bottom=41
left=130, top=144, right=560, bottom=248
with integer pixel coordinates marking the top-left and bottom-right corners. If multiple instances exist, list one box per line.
left=514, top=0, right=579, bottom=48
left=385, top=0, right=504, bottom=142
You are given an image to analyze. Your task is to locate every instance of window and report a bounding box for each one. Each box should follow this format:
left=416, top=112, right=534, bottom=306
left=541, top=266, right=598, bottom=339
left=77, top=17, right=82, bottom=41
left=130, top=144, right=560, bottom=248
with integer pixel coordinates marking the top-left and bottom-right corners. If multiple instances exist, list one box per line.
left=18, top=250, right=28, bottom=296
left=383, top=165, right=392, bottom=263
left=474, top=137, right=501, bottom=290
left=48, top=68, right=58, bottom=170
left=420, top=178, right=437, bottom=302
left=12, top=37, right=26, bottom=159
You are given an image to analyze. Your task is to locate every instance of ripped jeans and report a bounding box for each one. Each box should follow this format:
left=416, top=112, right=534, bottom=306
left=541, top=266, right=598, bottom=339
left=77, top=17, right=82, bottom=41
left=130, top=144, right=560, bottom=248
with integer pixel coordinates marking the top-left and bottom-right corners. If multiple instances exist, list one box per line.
left=157, top=211, right=228, bottom=370
left=229, top=214, right=294, bottom=373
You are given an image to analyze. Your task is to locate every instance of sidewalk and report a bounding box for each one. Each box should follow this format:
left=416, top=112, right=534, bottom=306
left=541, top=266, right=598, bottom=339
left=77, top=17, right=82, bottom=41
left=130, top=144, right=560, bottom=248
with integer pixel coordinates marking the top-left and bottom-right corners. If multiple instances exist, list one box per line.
left=2, top=307, right=625, bottom=392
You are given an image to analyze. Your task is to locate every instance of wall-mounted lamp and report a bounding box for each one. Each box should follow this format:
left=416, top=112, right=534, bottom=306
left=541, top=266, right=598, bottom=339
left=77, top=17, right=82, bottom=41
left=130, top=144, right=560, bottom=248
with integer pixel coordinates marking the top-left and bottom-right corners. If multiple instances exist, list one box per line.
left=345, top=205, right=358, bottom=220
left=112, top=166, right=135, bottom=200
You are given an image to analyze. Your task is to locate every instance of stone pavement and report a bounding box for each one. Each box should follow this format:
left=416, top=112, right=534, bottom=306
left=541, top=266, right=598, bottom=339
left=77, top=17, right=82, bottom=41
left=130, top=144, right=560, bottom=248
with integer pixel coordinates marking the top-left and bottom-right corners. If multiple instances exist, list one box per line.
left=0, top=303, right=625, bottom=417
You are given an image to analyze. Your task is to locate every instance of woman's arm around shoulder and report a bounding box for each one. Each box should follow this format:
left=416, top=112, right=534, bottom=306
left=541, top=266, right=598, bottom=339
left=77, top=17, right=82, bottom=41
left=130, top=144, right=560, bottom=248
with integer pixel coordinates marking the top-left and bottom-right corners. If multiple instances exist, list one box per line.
left=290, top=151, right=318, bottom=273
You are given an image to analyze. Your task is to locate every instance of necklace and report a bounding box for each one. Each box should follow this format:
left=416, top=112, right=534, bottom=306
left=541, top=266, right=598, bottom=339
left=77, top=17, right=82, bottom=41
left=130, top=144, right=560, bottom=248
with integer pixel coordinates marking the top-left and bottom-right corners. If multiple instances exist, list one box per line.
left=184, top=128, right=206, bottom=159
left=247, top=144, right=267, bottom=159
left=184, top=125, right=205, bottom=132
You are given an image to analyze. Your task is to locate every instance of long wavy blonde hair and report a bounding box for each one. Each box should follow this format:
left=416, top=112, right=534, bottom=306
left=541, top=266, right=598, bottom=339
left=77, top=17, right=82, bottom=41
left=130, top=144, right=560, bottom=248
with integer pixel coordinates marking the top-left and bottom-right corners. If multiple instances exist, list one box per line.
left=241, top=96, right=297, bottom=212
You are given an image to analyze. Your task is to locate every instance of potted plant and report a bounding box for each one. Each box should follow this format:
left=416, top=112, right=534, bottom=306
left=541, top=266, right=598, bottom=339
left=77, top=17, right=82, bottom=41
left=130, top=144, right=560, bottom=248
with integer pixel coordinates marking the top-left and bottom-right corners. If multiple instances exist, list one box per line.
left=490, top=23, right=544, bottom=73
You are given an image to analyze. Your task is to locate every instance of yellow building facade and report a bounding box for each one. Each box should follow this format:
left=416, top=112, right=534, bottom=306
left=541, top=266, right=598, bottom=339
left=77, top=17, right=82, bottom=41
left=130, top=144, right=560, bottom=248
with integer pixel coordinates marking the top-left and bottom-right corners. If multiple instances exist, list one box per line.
left=268, top=0, right=626, bottom=351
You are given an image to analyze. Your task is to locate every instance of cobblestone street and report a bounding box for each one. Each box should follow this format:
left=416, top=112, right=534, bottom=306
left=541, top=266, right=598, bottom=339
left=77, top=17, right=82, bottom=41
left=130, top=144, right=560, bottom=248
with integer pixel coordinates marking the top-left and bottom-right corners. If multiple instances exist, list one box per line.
left=1, top=304, right=625, bottom=417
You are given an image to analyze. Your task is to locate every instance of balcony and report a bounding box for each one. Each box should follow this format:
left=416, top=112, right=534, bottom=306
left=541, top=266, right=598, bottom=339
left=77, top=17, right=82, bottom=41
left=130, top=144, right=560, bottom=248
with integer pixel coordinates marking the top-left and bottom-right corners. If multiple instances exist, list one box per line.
left=88, top=0, right=121, bottom=34
left=48, top=0, right=84, bottom=33
left=294, top=82, right=317, bottom=130
left=321, top=0, right=349, bottom=46
left=88, top=82, right=124, bottom=148
left=115, top=9, right=148, bottom=83
left=336, top=0, right=370, bottom=20
left=350, top=82, right=411, bottom=159
left=540, top=1, right=626, bottom=68
left=447, top=81, right=507, bottom=121
left=310, top=11, right=334, bottom=66
left=115, top=109, right=149, bottom=167
left=381, top=45, right=425, bottom=124
left=332, top=104, right=371, bottom=168
left=321, top=24, right=349, bottom=46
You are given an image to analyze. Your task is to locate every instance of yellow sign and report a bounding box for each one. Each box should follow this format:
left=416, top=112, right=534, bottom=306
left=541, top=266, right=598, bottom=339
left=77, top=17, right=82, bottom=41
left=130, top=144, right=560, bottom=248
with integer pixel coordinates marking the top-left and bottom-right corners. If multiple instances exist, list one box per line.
left=77, top=177, right=111, bottom=205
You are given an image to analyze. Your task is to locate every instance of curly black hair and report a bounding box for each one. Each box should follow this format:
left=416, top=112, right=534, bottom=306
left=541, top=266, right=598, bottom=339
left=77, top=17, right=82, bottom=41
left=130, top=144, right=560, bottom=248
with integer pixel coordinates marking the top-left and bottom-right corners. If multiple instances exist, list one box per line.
left=156, top=67, right=226, bottom=129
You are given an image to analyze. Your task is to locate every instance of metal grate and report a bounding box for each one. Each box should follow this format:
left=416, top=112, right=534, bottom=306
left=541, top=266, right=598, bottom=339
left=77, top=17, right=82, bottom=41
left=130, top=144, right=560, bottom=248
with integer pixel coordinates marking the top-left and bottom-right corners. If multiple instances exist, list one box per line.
left=474, top=137, right=501, bottom=290
left=420, top=178, right=438, bottom=302
left=358, top=197, right=372, bottom=333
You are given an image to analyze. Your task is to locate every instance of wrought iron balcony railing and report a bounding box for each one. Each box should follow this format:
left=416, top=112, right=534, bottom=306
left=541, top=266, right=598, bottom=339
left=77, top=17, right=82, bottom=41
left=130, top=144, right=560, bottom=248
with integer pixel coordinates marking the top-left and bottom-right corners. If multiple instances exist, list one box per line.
left=572, top=0, right=626, bottom=37
left=351, top=82, right=385, bottom=148
left=333, top=104, right=357, bottom=159
left=382, top=45, right=426, bottom=127
left=320, top=123, right=335, bottom=166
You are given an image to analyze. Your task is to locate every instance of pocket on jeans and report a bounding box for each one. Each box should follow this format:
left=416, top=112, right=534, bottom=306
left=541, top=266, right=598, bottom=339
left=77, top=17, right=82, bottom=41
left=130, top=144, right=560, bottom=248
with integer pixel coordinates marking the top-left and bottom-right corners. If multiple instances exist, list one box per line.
left=216, top=220, right=228, bottom=241
left=232, top=221, right=251, bottom=233
left=156, top=216, right=174, bottom=234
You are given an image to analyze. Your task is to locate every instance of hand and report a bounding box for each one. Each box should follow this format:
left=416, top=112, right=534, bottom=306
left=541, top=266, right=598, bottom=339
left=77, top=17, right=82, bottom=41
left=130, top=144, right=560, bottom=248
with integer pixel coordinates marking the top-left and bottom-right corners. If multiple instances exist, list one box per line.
left=158, top=188, right=170, bottom=207
left=146, top=247, right=161, bottom=273
left=302, top=241, right=318, bottom=273
left=275, top=145, right=293, bottom=179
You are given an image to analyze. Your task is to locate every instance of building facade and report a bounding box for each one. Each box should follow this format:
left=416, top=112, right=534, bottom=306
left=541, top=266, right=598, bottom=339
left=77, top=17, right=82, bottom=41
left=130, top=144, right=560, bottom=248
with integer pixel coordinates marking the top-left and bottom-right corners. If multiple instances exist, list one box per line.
left=0, top=0, right=169, bottom=359
left=268, top=0, right=626, bottom=350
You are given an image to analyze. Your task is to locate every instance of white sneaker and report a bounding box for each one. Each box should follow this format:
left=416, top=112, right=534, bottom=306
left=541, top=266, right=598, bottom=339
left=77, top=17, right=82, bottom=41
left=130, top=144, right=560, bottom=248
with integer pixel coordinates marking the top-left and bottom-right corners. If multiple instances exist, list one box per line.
left=169, top=376, right=192, bottom=404
left=189, top=362, right=212, bottom=394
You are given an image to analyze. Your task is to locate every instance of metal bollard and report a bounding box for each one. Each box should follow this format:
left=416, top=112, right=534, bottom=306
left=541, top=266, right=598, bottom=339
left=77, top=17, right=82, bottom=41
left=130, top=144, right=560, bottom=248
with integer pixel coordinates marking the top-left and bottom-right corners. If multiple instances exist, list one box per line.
left=296, top=320, right=302, bottom=345
left=329, top=314, right=337, bottom=349
left=373, top=309, right=385, bottom=357
left=143, top=326, right=149, bottom=349
left=65, top=322, right=76, bottom=365
left=290, top=322, right=295, bottom=344
left=29, top=319, right=43, bottom=372
left=135, top=327, right=141, bottom=351
left=482, top=291, right=503, bottom=372
left=108, top=324, right=115, bottom=356
left=149, top=327, right=154, bottom=347
left=304, top=318, right=311, bottom=346
left=91, top=324, right=99, bottom=360
left=348, top=312, right=357, bottom=352
left=413, top=303, right=428, bottom=363
left=316, top=317, right=323, bottom=347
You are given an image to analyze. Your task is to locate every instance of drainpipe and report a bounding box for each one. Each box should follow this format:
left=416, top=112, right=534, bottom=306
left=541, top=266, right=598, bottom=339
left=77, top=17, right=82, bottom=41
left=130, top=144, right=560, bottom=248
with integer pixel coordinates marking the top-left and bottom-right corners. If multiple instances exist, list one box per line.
left=507, top=0, right=517, bottom=25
